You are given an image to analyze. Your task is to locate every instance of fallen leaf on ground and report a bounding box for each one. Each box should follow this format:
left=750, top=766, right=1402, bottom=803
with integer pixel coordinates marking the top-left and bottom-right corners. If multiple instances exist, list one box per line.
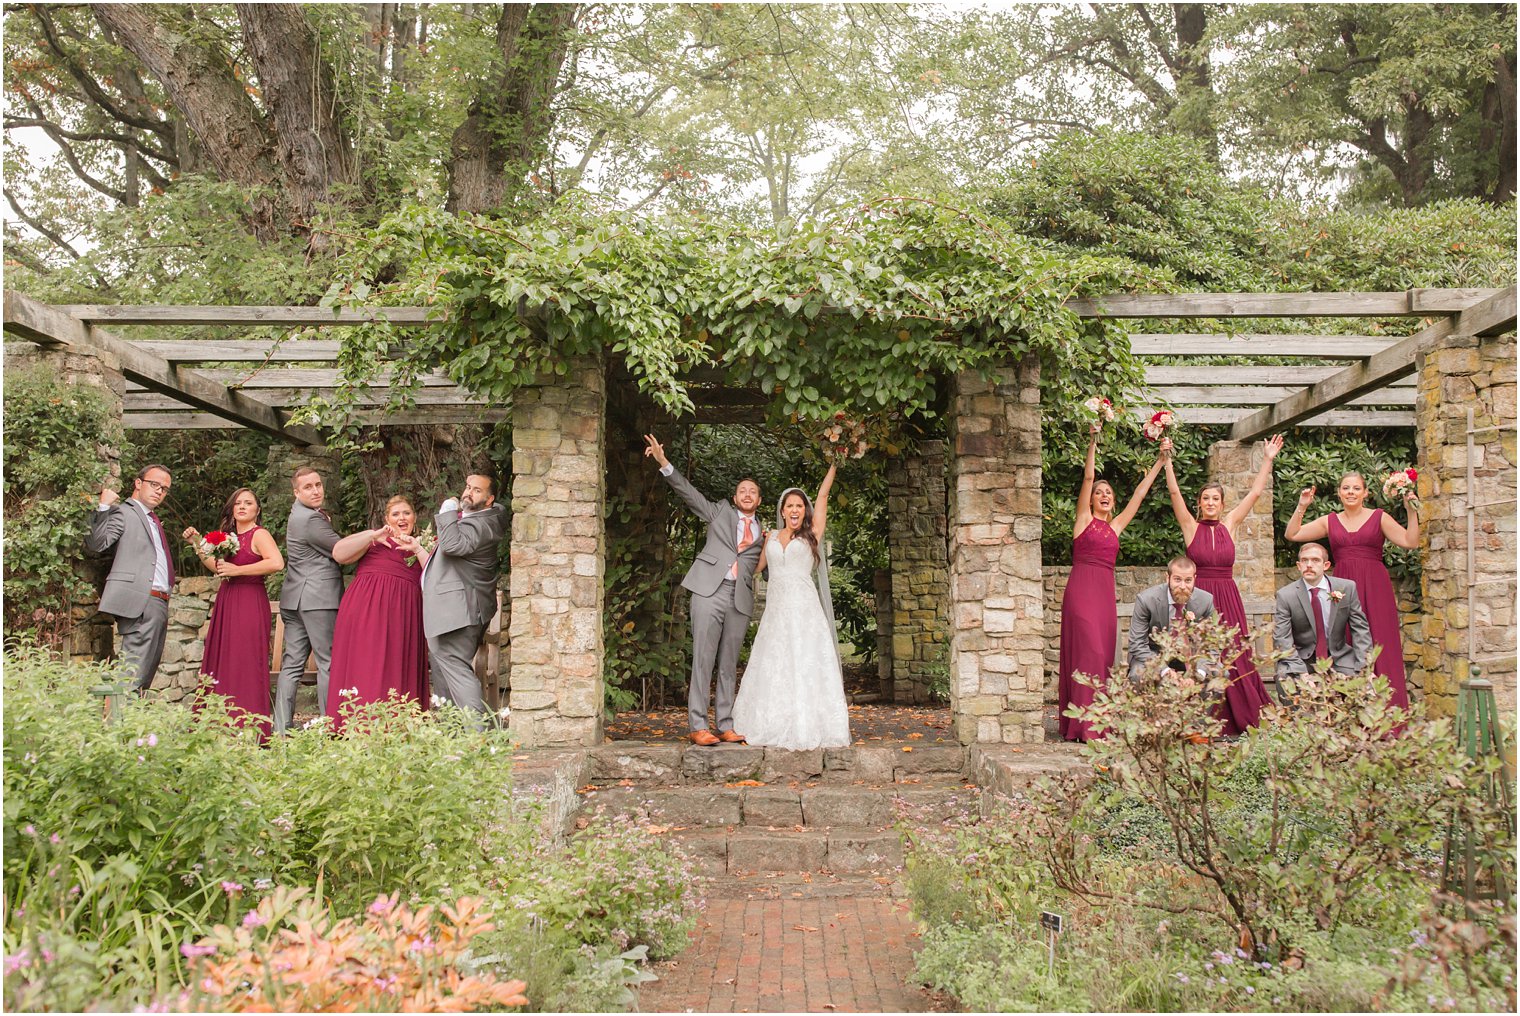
left=901, top=747, right=913, bottom=752
left=726, top=779, right=766, bottom=787
left=793, top=925, right=820, bottom=932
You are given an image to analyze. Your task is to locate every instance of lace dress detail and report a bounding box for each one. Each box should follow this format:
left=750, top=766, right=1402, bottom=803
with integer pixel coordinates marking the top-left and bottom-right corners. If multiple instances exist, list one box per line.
left=732, top=534, right=852, bottom=749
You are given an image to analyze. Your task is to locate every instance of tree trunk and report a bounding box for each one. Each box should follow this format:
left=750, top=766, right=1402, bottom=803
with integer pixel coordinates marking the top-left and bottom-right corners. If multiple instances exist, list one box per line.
left=1481, top=49, right=1517, bottom=203
left=1170, top=2, right=1218, bottom=163
left=92, top=3, right=284, bottom=239
left=236, top=3, right=359, bottom=245
left=446, top=2, right=577, bottom=215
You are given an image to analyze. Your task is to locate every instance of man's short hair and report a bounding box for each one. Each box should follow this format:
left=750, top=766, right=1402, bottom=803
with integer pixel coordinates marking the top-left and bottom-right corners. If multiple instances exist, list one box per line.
left=1166, top=555, right=1197, bottom=575
left=135, top=463, right=171, bottom=481
left=291, top=466, right=320, bottom=487
left=1298, top=542, right=1329, bottom=561
left=468, top=470, right=496, bottom=496
left=736, top=477, right=760, bottom=491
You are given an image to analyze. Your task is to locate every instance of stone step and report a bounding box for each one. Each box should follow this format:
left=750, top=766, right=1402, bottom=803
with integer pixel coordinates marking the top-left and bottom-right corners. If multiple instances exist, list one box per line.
left=575, top=780, right=980, bottom=829
left=670, top=826, right=906, bottom=875
left=586, top=742, right=967, bottom=786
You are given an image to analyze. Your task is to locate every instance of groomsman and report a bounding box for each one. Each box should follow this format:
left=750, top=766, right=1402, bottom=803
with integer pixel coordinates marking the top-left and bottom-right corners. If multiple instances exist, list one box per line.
left=85, top=464, right=178, bottom=692
left=274, top=466, right=345, bottom=733
left=1127, top=555, right=1217, bottom=678
left=1273, top=542, right=1373, bottom=695
left=422, top=471, right=506, bottom=721
left=644, top=434, right=763, bottom=746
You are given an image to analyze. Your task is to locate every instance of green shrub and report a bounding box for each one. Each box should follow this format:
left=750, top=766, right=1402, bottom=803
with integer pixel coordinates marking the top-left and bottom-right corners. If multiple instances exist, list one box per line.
left=2, top=645, right=697, bottom=1011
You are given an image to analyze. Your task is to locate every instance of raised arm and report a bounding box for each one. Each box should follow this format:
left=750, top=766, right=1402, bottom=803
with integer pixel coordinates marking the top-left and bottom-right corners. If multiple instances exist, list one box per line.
left=333, top=526, right=387, bottom=565
left=1073, top=428, right=1099, bottom=538
left=1284, top=486, right=1330, bottom=542
left=1380, top=492, right=1421, bottom=550
left=1159, top=436, right=1197, bottom=543
left=85, top=486, right=126, bottom=554
left=1224, top=434, right=1284, bottom=533
left=1112, top=449, right=1166, bottom=537
left=811, top=462, right=838, bottom=539
left=645, top=433, right=722, bottom=522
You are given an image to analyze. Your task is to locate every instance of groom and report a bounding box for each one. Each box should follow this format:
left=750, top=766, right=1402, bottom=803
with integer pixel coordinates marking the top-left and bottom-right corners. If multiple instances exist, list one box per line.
left=644, top=434, right=764, bottom=746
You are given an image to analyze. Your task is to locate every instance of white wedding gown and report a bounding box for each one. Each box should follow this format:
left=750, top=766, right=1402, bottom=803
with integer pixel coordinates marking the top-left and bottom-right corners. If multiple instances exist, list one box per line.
left=731, top=534, right=852, bottom=749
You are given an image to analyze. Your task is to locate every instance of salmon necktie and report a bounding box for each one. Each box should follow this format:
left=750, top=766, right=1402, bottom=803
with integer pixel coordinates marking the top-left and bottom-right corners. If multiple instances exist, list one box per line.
left=729, top=516, right=754, bottom=579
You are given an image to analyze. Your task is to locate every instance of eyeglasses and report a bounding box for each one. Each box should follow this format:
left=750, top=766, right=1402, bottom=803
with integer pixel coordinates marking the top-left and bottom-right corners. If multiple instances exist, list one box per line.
left=140, top=479, right=171, bottom=494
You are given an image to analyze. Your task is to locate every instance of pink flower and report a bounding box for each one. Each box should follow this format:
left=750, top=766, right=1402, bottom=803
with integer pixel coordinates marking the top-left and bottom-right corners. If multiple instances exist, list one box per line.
left=180, top=943, right=216, bottom=958
left=220, top=881, right=243, bottom=895
left=368, top=895, right=394, bottom=916
left=1329, top=589, right=1345, bottom=602
left=241, top=911, right=267, bottom=929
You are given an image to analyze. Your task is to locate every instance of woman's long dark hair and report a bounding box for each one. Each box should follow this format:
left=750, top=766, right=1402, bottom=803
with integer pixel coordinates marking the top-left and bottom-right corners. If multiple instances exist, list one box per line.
left=217, top=487, right=262, bottom=533
left=780, top=490, right=820, bottom=565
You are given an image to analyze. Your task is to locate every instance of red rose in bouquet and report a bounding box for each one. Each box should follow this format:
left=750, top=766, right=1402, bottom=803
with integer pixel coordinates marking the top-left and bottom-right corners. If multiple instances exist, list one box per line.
left=199, top=530, right=240, bottom=561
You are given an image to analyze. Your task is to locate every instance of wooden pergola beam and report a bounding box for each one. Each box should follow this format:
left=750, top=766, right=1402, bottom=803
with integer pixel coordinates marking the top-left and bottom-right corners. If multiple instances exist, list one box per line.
left=125, top=408, right=510, bottom=429
left=1129, top=334, right=1398, bottom=357
left=1227, top=285, right=1516, bottom=442
left=1129, top=407, right=1413, bottom=428
left=4, top=292, right=321, bottom=445
left=1145, top=365, right=1415, bottom=386
left=55, top=287, right=1500, bottom=329
left=1228, top=318, right=1451, bottom=442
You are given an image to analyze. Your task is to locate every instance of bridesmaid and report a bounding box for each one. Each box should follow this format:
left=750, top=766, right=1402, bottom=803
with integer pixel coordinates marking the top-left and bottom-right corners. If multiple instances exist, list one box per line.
left=1285, top=472, right=1419, bottom=710
left=1059, top=424, right=1167, bottom=742
left=183, top=488, right=283, bottom=736
left=326, top=494, right=430, bottom=731
left=1159, top=435, right=1280, bottom=734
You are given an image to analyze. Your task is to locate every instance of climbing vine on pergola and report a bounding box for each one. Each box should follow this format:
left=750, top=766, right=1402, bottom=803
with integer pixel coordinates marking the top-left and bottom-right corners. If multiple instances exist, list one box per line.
left=315, top=197, right=1161, bottom=440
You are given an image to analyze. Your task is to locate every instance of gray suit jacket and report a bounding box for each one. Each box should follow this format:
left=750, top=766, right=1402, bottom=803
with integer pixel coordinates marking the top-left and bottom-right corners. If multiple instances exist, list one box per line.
left=279, top=503, right=343, bottom=611
left=85, top=500, right=171, bottom=619
left=1274, top=576, right=1373, bottom=675
left=422, top=504, right=506, bottom=639
left=1128, top=584, right=1217, bottom=678
left=663, top=466, right=766, bottom=617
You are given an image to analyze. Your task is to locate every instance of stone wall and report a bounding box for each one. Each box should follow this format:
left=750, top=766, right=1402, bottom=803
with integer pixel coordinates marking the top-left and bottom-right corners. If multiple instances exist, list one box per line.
left=1413, top=329, right=1518, bottom=717
left=106, top=576, right=272, bottom=703
left=946, top=360, right=1044, bottom=744
left=508, top=356, right=607, bottom=748
left=887, top=440, right=949, bottom=704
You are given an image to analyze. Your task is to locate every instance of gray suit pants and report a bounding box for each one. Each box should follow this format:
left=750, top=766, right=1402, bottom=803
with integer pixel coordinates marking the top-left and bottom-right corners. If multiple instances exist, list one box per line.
left=428, top=625, right=487, bottom=726
left=273, top=607, right=337, bottom=733
left=689, top=579, right=749, bottom=732
left=116, top=596, right=169, bottom=692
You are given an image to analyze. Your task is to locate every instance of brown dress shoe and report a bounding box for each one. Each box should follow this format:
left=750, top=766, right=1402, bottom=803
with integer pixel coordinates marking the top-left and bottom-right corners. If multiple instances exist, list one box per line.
left=688, top=729, right=720, bottom=746
left=718, top=730, right=747, bottom=744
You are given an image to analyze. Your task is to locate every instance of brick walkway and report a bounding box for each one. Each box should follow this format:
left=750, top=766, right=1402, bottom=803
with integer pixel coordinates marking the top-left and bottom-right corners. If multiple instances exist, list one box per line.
left=638, top=877, right=953, bottom=1013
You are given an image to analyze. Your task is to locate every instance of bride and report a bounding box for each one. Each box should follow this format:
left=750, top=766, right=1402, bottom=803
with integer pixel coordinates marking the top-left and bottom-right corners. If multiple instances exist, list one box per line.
left=731, top=462, right=852, bottom=750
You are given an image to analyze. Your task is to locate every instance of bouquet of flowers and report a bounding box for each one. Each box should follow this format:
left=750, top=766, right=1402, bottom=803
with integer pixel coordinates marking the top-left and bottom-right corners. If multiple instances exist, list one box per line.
left=198, top=530, right=240, bottom=561
left=816, top=412, right=870, bottom=463
left=1082, top=395, right=1117, bottom=424
left=1382, top=467, right=1418, bottom=503
left=404, top=525, right=437, bottom=567
left=1142, top=409, right=1177, bottom=442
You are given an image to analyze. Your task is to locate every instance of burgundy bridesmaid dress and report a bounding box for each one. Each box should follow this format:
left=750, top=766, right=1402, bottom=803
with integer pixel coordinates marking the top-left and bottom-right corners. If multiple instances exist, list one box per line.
left=1328, top=510, right=1410, bottom=710
left=1186, top=521, right=1272, bottom=733
left=199, top=526, right=273, bottom=737
left=327, top=541, right=428, bottom=731
left=1058, top=519, right=1119, bottom=742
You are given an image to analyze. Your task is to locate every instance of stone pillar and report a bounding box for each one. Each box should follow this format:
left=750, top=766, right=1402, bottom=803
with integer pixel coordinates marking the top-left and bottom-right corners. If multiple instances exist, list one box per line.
left=1204, top=438, right=1276, bottom=625
left=4, top=342, right=125, bottom=662
left=946, top=360, right=1044, bottom=744
left=887, top=440, right=950, bottom=704
left=1413, top=330, right=1517, bottom=718
left=508, top=355, right=606, bottom=747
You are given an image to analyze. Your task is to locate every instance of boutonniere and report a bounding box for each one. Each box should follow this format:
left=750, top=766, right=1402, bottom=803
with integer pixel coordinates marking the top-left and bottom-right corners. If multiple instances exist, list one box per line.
left=1184, top=610, right=1196, bottom=623
left=1328, top=589, right=1345, bottom=603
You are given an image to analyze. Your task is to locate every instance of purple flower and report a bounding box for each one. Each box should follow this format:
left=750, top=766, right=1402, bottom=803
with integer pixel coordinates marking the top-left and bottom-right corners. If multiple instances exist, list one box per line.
left=23, top=825, right=35, bottom=837
left=4, top=950, right=32, bottom=974
left=368, top=896, right=394, bottom=916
